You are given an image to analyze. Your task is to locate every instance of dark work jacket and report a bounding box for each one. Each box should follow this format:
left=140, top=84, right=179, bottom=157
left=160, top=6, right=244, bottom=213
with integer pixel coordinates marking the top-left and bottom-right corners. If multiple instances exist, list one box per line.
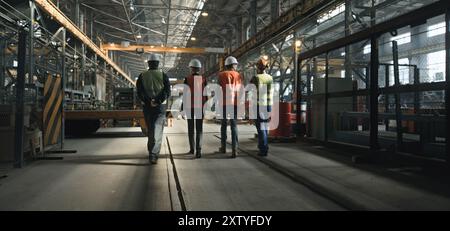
left=136, top=69, right=171, bottom=110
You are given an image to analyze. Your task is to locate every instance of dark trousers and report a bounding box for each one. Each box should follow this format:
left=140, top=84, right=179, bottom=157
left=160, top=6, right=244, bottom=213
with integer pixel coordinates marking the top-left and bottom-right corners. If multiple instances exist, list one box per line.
left=187, top=119, right=203, bottom=152
left=221, top=105, right=238, bottom=150
left=143, top=105, right=166, bottom=158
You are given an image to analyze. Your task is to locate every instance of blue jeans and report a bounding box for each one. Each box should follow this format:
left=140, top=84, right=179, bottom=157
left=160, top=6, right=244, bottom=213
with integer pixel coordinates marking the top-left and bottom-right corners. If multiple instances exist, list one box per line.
left=143, top=105, right=166, bottom=158
left=255, top=105, right=271, bottom=155
left=221, top=105, right=238, bottom=150
left=255, top=119, right=269, bottom=155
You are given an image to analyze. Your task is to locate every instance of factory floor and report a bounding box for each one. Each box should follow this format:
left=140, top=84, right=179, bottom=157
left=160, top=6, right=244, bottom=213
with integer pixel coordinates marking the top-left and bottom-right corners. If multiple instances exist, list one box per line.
left=1, top=119, right=450, bottom=210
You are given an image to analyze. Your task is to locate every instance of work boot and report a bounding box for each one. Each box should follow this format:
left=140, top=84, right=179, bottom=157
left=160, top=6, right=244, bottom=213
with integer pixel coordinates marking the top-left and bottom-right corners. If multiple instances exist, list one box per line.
left=231, top=149, right=237, bottom=158
left=196, top=150, right=202, bottom=159
left=150, top=155, right=158, bottom=165
left=218, top=147, right=226, bottom=153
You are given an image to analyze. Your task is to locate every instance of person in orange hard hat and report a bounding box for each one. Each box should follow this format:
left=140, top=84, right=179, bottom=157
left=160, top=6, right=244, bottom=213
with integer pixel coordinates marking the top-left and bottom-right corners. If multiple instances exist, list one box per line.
left=218, top=56, right=243, bottom=158
left=250, top=56, right=273, bottom=156
left=182, top=59, right=207, bottom=158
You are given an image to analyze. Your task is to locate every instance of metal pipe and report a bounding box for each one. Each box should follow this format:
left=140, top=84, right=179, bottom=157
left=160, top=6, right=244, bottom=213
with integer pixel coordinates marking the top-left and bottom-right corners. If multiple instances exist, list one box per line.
left=14, top=28, right=27, bottom=168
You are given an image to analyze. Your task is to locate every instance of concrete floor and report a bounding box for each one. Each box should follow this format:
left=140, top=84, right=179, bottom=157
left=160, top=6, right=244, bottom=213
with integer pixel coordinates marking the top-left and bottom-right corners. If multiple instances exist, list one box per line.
left=0, top=120, right=343, bottom=211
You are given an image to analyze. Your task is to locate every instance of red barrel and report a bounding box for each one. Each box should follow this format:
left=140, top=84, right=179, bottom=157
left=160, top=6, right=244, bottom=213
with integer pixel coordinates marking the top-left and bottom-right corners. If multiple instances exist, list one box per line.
left=269, top=102, right=293, bottom=138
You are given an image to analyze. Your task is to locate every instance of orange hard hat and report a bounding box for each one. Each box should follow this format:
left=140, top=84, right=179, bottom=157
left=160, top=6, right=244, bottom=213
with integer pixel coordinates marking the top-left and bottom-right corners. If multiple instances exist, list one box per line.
left=256, top=56, right=269, bottom=69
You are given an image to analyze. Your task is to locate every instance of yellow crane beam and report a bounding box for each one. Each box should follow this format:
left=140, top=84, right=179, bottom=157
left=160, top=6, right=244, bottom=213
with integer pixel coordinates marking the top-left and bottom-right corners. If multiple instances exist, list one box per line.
left=35, top=0, right=135, bottom=86
left=101, top=44, right=227, bottom=54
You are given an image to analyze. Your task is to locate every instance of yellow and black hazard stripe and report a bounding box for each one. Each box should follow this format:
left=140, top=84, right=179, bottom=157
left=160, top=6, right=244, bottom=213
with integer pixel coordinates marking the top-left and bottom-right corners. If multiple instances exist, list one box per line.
left=43, top=74, right=63, bottom=146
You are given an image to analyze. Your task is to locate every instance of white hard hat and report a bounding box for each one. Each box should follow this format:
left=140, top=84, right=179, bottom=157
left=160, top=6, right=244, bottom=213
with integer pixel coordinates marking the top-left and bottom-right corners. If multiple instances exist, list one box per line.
left=148, top=53, right=161, bottom=62
left=189, top=59, right=202, bottom=68
left=225, top=56, right=238, bottom=66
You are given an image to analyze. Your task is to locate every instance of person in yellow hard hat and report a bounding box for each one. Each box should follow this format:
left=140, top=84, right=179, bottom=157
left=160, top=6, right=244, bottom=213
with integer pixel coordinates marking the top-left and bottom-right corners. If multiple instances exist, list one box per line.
left=250, top=56, right=273, bottom=156
left=136, top=54, right=170, bottom=164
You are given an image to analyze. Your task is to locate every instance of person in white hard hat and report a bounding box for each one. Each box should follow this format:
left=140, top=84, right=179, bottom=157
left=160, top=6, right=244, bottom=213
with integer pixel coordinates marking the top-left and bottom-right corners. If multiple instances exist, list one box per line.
left=218, top=56, right=243, bottom=158
left=136, top=53, right=170, bottom=164
left=181, top=59, right=207, bottom=158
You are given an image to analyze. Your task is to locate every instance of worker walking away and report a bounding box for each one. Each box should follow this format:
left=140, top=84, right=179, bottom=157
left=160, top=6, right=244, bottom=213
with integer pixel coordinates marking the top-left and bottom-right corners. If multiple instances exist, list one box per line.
left=182, top=59, right=207, bottom=158
left=218, top=56, right=243, bottom=158
left=136, top=54, right=170, bottom=164
left=250, top=56, right=273, bottom=156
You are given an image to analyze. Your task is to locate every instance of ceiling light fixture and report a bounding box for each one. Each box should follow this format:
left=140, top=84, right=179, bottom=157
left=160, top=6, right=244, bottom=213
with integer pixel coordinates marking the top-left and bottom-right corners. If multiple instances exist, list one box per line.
left=136, top=34, right=142, bottom=39
left=191, top=37, right=196, bottom=41
left=201, top=12, right=208, bottom=17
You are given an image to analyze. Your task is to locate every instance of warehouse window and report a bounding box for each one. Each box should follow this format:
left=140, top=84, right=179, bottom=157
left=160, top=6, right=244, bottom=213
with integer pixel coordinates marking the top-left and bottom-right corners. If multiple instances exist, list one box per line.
left=428, top=22, right=445, bottom=37
left=363, top=45, right=371, bottom=54
left=390, top=33, right=411, bottom=45
left=427, top=50, right=446, bottom=82
left=389, top=58, right=410, bottom=85
left=317, top=3, right=345, bottom=24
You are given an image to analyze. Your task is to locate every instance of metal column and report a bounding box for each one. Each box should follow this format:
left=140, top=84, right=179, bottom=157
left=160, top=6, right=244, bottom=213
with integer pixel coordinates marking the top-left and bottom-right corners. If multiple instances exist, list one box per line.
left=60, top=28, right=66, bottom=149
left=392, top=41, right=403, bottom=150
left=294, top=34, right=301, bottom=135
left=306, top=62, right=312, bottom=137
left=296, top=58, right=302, bottom=136
left=324, top=52, right=329, bottom=141
left=344, top=0, right=352, bottom=79
left=369, top=35, right=379, bottom=151
left=236, top=17, right=243, bottom=46
left=14, top=29, right=27, bottom=168
left=80, top=6, right=86, bottom=90
left=445, top=8, right=450, bottom=164
left=249, top=0, right=257, bottom=37
left=271, top=0, right=280, bottom=22
left=29, top=0, right=35, bottom=84
left=0, top=39, right=5, bottom=91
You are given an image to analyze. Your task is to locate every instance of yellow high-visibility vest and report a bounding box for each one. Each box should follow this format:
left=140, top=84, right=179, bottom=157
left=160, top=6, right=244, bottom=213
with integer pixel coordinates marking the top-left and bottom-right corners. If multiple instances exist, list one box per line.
left=255, top=73, right=273, bottom=106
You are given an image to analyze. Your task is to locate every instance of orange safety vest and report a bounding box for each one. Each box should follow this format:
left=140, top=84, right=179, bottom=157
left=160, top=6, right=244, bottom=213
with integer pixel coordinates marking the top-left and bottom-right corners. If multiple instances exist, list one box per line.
left=184, top=74, right=207, bottom=109
left=218, top=70, right=243, bottom=106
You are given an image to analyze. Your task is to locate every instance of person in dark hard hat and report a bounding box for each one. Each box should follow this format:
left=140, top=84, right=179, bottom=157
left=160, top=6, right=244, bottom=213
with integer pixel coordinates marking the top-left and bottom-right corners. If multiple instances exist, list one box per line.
left=181, top=59, right=207, bottom=158
left=136, top=53, right=170, bottom=164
